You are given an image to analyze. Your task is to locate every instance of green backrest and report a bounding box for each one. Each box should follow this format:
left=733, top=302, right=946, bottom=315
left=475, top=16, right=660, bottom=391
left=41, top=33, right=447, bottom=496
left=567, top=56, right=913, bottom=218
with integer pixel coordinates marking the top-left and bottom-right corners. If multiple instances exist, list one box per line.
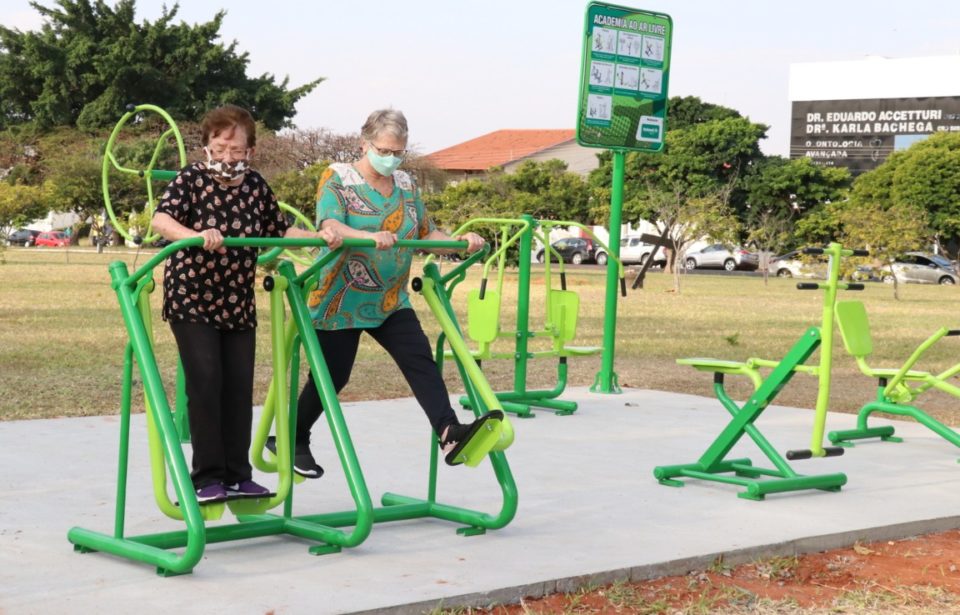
left=835, top=300, right=873, bottom=358
left=549, top=289, right=580, bottom=342
left=467, top=289, right=501, bottom=343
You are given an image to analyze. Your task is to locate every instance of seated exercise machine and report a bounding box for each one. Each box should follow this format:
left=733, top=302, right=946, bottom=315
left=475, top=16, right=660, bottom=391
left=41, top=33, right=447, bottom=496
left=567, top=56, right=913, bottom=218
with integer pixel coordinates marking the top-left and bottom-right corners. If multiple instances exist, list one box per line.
left=828, top=299, right=960, bottom=455
left=449, top=214, right=626, bottom=417
left=654, top=244, right=867, bottom=500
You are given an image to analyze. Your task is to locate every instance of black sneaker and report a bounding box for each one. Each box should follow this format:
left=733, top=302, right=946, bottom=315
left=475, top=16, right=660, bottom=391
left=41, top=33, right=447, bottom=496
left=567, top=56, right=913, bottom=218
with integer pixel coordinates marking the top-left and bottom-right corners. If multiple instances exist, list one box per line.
left=266, top=436, right=324, bottom=479
left=440, top=411, right=504, bottom=466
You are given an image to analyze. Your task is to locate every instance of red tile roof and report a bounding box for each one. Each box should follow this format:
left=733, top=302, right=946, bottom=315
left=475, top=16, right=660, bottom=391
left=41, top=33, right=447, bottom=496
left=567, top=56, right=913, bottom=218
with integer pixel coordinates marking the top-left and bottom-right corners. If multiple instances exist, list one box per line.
left=426, top=129, right=576, bottom=171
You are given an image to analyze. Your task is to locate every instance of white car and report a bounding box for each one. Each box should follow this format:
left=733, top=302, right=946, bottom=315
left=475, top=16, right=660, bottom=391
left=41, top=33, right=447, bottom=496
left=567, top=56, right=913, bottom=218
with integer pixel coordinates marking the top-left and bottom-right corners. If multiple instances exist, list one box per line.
left=768, top=251, right=827, bottom=279
left=619, top=235, right=665, bottom=266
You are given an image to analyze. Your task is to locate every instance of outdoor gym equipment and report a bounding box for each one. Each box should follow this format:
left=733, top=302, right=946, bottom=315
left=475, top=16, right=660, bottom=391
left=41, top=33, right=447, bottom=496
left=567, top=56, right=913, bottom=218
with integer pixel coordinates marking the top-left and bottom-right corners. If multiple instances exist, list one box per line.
left=654, top=243, right=867, bottom=500
left=827, top=300, right=960, bottom=454
left=67, top=234, right=516, bottom=575
left=102, top=104, right=186, bottom=245
left=445, top=215, right=626, bottom=417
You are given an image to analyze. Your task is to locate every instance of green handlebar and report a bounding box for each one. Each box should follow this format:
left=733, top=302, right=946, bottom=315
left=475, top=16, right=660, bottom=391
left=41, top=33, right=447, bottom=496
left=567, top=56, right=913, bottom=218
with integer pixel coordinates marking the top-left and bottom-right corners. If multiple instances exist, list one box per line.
left=119, top=237, right=471, bottom=288
left=146, top=169, right=179, bottom=182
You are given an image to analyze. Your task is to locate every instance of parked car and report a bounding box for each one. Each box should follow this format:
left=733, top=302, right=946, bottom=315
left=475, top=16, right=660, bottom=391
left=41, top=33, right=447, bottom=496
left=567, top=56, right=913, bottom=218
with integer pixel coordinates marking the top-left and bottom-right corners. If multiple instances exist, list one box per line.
left=881, top=252, right=959, bottom=285
left=34, top=231, right=70, bottom=247
left=768, top=250, right=828, bottom=279
left=684, top=244, right=759, bottom=271
left=5, top=228, right=40, bottom=246
left=536, top=237, right=601, bottom=265
left=619, top=235, right=666, bottom=267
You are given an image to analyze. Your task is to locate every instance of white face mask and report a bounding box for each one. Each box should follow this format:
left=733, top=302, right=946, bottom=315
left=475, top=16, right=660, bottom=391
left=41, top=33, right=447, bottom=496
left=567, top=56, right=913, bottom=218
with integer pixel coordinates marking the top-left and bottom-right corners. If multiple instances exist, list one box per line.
left=204, top=147, right=250, bottom=182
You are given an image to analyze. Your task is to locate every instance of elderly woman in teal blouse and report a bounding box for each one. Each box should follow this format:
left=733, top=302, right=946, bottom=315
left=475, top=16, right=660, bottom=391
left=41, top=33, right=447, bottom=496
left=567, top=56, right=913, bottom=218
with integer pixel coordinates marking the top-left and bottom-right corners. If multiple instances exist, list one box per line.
left=267, top=109, right=496, bottom=478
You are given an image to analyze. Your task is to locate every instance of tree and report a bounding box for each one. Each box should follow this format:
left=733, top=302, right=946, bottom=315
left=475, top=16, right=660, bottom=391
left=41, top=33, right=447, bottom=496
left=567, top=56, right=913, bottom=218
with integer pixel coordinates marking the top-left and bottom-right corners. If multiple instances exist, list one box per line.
left=270, top=162, right=330, bottom=220
left=43, top=131, right=162, bottom=241
left=887, top=134, right=960, bottom=255
left=667, top=95, right=742, bottom=131
left=425, top=160, right=594, bottom=233
left=507, top=160, right=594, bottom=223
left=590, top=110, right=768, bottom=291
left=0, top=182, right=51, bottom=231
left=833, top=133, right=960, bottom=258
left=742, top=156, right=851, bottom=282
left=839, top=200, right=928, bottom=300
left=646, top=181, right=741, bottom=293
left=0, top=0, right=321, bottom=131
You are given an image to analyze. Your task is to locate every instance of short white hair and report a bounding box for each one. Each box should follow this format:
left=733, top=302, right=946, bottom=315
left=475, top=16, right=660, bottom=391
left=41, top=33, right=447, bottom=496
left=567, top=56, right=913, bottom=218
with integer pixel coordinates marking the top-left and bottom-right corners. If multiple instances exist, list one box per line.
left=361, top=109, right=408, bottom=143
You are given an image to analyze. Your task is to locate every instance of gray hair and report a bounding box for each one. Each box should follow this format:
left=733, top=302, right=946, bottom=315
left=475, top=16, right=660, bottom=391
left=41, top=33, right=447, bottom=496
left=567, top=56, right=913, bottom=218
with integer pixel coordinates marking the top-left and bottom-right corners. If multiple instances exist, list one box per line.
left=361, top=109, right=409, bottom=143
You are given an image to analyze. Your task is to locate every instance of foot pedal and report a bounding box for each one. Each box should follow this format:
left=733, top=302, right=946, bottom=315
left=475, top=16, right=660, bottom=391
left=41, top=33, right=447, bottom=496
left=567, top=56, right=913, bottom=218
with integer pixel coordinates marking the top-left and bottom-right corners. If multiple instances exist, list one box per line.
left=445, top=411, right=504, bottom=467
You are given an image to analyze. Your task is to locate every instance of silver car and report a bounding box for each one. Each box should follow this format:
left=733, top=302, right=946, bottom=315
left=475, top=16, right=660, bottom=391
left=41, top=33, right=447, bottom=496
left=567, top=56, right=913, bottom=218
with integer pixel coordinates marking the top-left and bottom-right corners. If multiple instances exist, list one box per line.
left=684, top=244, right=760, bottom=271
left=884, top=252, right=958, bottom=285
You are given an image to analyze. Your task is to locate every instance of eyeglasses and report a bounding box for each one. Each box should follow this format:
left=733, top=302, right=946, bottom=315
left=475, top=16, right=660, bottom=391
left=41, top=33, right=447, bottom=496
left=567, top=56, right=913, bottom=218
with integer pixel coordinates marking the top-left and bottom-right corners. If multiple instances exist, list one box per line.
left=368, top=142, right=406, bottom=158
left=206, top=146, right=249, bottom=159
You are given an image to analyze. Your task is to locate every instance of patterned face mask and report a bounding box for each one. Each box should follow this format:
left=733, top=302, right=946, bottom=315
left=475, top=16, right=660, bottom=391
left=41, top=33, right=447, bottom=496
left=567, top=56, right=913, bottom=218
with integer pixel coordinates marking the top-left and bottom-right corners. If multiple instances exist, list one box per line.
left=204, top=147, right=249, bottom=182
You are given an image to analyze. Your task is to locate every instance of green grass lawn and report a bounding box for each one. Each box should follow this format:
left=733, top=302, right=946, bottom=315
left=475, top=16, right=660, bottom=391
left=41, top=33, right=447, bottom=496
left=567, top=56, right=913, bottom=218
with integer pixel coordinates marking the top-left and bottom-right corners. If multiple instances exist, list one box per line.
left=2, top=246, right=959, bottom=424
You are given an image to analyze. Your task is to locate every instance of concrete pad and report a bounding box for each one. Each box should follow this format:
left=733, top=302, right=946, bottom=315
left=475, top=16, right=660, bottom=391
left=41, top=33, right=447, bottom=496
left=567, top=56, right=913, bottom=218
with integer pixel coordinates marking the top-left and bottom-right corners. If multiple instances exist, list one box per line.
left=2, top=387, right=960, bottom=614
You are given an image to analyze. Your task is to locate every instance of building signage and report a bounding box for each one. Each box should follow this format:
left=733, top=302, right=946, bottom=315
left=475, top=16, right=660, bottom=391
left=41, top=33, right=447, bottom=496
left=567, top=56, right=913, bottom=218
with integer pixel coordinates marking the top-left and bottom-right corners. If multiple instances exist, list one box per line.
left=790, top=96, right=960, bottom=174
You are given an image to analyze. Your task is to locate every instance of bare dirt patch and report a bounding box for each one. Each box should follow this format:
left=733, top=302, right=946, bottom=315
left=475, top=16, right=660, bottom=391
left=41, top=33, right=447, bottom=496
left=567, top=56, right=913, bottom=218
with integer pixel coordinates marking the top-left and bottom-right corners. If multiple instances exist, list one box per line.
left=467, top=529, right=960, bottom=614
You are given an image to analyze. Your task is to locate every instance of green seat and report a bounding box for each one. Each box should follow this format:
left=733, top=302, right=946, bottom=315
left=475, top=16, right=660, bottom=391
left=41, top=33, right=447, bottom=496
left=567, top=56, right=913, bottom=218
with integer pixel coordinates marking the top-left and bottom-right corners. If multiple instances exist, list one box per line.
left=467, top=289, right=501, bottom=344
left=829, top=299, right=960, bottom=451
left=447, top=289, right=501, bottom=361
left=549, top=289, right=601, bottom=356
left=677, top=357, right=763, bottom=389
left=836, top=300, right=960, bottom=402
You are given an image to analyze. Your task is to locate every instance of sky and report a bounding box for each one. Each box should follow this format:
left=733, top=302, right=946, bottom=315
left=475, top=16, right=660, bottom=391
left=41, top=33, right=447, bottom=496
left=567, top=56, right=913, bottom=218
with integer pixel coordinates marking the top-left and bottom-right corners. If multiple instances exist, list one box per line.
left=3, top=0, right=960, bottom=157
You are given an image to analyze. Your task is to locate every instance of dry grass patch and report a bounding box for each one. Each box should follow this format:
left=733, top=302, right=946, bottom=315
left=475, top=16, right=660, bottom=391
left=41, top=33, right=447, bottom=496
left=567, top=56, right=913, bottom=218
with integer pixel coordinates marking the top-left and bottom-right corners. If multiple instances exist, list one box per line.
left=2, top=248, right=960, bottom=422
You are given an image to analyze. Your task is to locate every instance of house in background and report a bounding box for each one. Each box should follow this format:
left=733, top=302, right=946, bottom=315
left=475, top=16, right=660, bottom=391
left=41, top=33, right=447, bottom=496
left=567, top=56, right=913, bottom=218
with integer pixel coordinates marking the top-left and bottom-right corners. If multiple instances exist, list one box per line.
left=425, top=129, right=601, bottom=182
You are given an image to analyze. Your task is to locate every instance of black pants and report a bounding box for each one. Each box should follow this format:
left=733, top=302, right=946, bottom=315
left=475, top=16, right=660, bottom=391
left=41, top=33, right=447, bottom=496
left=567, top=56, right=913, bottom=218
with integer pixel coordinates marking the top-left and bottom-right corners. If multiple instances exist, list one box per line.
left=170, top=322, right=256, bottom=488
left=296, top=308, right=459, bottom=445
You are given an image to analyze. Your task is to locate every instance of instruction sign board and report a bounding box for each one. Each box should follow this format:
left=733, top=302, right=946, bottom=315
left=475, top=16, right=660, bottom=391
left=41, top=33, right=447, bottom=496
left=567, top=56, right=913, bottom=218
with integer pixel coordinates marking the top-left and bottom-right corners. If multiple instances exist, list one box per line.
left=576, top=2, right=672, bottom=151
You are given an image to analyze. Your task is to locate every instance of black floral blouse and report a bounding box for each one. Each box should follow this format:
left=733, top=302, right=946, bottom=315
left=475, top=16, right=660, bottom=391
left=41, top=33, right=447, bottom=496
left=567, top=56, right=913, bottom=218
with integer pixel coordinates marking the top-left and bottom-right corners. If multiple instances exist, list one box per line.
left=155, top=163, right=289, bottom=330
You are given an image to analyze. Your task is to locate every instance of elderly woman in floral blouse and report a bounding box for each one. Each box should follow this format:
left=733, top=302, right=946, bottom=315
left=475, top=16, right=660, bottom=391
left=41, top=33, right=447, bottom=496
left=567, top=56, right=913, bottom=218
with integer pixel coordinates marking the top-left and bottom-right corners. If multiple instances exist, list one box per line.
left=152, top=104, right=341, bottom=504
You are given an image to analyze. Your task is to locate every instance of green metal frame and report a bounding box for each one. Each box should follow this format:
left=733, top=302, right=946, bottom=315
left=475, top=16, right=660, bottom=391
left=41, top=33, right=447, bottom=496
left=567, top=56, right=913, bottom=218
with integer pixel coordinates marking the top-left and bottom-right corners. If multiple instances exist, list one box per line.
left=68, top=236, right=518, bottom=576
left=654, top=243, right=863, bottom=499
left=828, top=299, right=960, bottom=455
left=449, top=215, right=627, bottom=418
left=101, top=104, right=187, bottom=244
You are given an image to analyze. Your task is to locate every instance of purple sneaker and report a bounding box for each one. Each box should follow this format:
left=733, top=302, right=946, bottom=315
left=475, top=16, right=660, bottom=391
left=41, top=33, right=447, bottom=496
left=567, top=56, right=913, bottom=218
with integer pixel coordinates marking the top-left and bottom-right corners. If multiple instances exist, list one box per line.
left=195, top=483, right=228, bottom=504
left=225, top=479, right=275, bottom=500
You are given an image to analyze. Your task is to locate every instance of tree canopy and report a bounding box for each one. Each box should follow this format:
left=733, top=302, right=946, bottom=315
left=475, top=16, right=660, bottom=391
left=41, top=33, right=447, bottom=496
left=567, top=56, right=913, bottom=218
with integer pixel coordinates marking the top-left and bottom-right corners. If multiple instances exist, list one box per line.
left=0, top=0, right=321, bottom=131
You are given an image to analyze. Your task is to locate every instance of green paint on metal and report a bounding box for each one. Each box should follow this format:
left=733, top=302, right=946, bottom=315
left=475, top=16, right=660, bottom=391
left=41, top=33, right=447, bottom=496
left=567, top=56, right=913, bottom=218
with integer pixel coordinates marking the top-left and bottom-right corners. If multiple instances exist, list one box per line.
left=438, top=217, right=624, bottom=415
left=829, top=299, right=960, bottom=453
left=69, top=235, right=518, bottom=575
left=657, top=243, right=869, bottom=499
left=101, top=104, right=186, bottom=244
left=591, top=150, right=625, bottom=393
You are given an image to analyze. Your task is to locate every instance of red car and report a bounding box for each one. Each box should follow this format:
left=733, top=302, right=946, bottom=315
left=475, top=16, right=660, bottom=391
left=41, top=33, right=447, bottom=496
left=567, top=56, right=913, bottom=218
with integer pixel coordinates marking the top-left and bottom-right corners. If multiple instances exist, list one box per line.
left=35, top=231, right=70, bottom=247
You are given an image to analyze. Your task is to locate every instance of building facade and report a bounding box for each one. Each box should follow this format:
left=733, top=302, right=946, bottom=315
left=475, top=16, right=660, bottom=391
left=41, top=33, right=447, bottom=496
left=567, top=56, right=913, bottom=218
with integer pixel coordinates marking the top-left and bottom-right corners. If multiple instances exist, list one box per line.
left=789, top=55, right=960, bottom=175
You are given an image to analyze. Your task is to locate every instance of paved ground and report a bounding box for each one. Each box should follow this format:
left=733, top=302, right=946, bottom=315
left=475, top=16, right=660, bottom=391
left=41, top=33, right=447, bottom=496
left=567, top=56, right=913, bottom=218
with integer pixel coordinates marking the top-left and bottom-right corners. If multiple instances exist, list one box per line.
left=2, top=387, right=960, bottom=614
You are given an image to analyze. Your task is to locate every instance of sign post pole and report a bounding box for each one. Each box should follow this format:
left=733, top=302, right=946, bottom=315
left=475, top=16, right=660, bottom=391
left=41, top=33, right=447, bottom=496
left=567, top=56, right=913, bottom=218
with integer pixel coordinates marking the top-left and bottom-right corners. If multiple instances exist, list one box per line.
left=592, top=148, right=625, bottom=393
left=576, top=1, right=673, bottom=394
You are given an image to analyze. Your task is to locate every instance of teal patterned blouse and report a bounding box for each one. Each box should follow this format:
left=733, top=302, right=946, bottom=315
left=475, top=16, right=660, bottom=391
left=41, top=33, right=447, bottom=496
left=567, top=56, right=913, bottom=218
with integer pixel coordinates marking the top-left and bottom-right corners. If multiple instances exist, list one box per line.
left=307, top=163, right=436, bottom=330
